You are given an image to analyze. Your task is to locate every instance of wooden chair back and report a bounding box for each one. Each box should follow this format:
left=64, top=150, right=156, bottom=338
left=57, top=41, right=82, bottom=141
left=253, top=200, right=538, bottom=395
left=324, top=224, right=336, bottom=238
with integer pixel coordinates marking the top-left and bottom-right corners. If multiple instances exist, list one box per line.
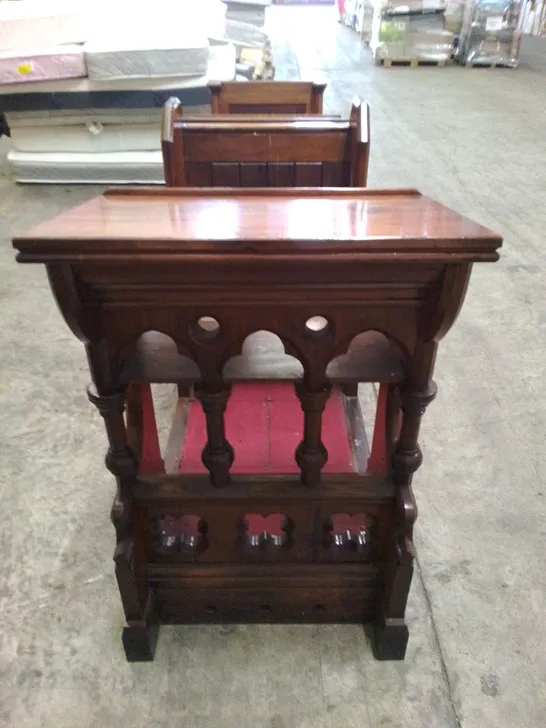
left=209, top=80, right=326, bottom=114
left=161, top=97, right=370, bottom=188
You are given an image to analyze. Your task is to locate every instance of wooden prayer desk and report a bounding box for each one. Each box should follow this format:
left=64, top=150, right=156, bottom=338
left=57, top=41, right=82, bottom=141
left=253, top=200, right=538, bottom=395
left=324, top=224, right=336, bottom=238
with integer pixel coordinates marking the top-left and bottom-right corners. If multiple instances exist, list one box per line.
left=13, top=187, right=502, bottom=662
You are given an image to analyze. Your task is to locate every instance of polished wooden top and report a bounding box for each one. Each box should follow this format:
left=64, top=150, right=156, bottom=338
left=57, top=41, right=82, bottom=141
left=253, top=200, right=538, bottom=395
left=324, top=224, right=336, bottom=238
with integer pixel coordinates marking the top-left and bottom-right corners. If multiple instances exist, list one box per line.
left=13, top=187, right=502, bottom=263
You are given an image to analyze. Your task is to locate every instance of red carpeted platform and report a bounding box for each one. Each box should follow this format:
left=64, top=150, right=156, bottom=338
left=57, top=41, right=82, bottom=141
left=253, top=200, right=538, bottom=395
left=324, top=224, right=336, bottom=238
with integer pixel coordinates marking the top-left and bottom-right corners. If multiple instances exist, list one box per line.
left=179, top=383, right=356, bottom=474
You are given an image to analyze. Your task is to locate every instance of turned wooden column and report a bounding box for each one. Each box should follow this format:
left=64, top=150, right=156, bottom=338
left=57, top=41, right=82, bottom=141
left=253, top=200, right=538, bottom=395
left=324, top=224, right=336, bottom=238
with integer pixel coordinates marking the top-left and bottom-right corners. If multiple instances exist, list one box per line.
left=295, top=383, right=332, bottom=487
left=374, top=342, right=437, bottom=660
left=87, top=385, right=137, bottom=485
left=87, top=383, right=157, bottom=660
left=194, top=384, right=234, bottom=487
left=392, top=382, right=438, bottom=489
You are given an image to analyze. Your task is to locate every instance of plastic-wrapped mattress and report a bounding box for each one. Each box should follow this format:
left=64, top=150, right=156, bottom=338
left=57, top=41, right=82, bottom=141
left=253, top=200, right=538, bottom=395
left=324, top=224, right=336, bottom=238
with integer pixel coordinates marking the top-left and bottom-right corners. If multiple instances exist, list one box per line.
left=0, top=40, right=236, bottom=112
left=84, top=34, right=210, bottom=81
left=0, top=45, right=85, bottom=86
left=223, top=0, right=272, bottom=27
left=7, top=109, right=163, bottom=153
left=7, top=149, right=164, bottom=184
left=3, top=42, right=236, bottom=183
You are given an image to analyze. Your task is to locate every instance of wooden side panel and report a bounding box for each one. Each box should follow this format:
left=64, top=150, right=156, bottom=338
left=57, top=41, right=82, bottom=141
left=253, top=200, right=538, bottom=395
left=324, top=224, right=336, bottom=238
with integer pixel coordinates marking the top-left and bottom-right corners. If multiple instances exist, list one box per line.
left=268, top=163, right=295, bottom=187
left=211, top=163, right=240, bottom=187
left=295, top=162, right=323, bottom=186
left=226, top=103, right=308, bottom=114
left=322, top=161, right=347, bottom=186
left=240, top=163, right=269, bottom=187
left=184, top=131, right=347, bottom=163
left=185, top=162, right=212, bottom=186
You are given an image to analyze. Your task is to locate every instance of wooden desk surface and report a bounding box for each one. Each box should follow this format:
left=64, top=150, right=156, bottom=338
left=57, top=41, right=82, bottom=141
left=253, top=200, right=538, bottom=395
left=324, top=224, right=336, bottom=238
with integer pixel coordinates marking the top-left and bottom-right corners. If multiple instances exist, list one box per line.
left=14, top=188, right=502, bottom=264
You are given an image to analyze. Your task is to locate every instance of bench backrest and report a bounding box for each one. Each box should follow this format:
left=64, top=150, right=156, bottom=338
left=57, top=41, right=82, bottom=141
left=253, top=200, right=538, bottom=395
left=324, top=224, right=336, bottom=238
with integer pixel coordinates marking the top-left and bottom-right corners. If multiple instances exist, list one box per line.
left=161, top=98, right=370, bottom=187
left=209, top=80, right=326, bottom=114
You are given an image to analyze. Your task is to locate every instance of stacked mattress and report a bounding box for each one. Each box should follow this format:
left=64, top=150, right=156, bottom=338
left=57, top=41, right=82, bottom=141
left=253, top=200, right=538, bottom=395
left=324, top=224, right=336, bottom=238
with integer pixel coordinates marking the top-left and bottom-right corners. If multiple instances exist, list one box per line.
left=0, top=0, right=89, bottom=86
left=223, top=0, right=272, bottom=27
left=3, top=43, right=236, bottom=184
left=0, top=0, right=237, bottom=183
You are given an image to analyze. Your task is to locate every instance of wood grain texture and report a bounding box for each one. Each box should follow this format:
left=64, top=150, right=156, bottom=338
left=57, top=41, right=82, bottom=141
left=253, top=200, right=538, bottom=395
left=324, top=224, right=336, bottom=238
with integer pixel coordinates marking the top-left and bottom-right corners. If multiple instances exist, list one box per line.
left=14, top=189, right=502, bottom=262
left=161, top=97, right=370, bottom=187
left=209, top=81, right=326, bottom=114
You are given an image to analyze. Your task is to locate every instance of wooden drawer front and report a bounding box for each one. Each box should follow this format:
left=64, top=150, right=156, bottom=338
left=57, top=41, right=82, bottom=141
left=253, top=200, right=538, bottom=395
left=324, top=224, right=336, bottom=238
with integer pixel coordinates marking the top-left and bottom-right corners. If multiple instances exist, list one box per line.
left=153, top=586, right=380, bottom=624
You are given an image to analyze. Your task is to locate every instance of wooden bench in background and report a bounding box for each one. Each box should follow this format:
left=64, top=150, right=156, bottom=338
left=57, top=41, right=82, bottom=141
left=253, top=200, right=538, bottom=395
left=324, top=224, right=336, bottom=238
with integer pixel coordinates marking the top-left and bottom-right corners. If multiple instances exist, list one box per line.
left=161, top=97, right=370, bottom=188
left=209, top=80, right=326, bottom=114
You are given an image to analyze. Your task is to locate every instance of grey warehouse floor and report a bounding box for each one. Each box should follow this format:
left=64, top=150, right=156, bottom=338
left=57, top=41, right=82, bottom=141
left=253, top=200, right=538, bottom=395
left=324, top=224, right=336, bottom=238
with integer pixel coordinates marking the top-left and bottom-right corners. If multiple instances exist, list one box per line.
left=1, top=6, right=546, bottom=727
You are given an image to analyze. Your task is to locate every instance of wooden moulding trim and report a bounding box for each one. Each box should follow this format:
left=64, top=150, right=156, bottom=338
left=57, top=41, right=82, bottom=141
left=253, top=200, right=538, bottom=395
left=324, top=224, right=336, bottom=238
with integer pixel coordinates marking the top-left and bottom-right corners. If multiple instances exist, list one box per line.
left=15, top=250, right=501, bottom=264
left=133, top=472, right=396, bottom=502
left=141, top=562, right=382, bottom=585
left=174, top=118, right=350, bottom=128
left=103, top=186, right=421, bottom=198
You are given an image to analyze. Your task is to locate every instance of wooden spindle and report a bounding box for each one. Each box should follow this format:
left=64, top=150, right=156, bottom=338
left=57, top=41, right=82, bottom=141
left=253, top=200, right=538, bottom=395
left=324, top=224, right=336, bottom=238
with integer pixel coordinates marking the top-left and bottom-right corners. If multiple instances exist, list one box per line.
left=194, top=384, right=234, bottom=487
left=87, top=385, right=137, bottom=479
left=295, top=382, right=332, bottom=487
left=391, top=381, right=437, bottom=487
left=374, top=340, right=437, bottom=659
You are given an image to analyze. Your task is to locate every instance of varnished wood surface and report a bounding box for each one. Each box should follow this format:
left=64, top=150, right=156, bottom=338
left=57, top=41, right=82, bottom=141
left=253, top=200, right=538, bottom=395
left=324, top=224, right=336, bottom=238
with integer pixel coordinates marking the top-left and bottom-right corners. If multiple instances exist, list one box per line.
left=133, top=472, right=395, bottom=502
left=209, top=81, right=326, bottom=114
left=12, top=181, right=502, bottom=660
left=14, top=187, right=502, bottom=262
left=161, top=97, right=370, bottom=187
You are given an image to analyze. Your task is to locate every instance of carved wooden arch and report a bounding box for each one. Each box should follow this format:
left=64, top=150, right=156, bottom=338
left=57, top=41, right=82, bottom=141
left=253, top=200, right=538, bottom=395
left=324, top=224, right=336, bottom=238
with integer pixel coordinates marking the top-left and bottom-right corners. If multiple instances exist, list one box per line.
left=113, top=328, right=201, bottom=383
left=220, top=327, right=308, bottom=378
left=222, top=330, right=305, bottom=380
left=327, top=328, right=411, bottom=379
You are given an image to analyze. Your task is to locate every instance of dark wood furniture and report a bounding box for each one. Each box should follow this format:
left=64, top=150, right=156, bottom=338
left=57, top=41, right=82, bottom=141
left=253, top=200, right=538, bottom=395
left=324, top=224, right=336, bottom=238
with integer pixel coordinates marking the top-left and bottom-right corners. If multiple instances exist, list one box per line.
left=209, top=80, right=326, bottom=114
left=13, top=187, right=502, bottom=662
left=161, top=97, right=370, bottom=187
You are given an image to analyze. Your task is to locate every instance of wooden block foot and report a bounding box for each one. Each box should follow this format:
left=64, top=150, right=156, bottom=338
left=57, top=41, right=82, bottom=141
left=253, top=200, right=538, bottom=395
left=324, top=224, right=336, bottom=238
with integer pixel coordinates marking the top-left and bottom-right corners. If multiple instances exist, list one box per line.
left=122, top=622, right=159, bottom=662
left=371, top=618, right=409, bottom=660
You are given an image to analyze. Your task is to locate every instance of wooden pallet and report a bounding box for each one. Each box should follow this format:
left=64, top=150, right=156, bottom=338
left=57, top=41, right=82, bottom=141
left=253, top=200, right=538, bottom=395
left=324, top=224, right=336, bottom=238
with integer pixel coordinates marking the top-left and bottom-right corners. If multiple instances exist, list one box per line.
left=464, top=62, right=517, bottom=69
left=377, top=58, right=448, bottom=68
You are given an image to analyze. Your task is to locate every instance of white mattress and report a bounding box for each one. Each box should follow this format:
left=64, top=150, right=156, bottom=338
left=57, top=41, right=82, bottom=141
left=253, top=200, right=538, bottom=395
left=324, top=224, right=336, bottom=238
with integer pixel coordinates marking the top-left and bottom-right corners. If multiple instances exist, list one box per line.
left=0, top=44, right=85, bottom=86
left=0, top=0, right=90, bottom=51
left=0, top=41, right=236, bottom=95
left=7, top=149, right=164, bottom=184
left=84, top=35, right=210, bottom=81
left=9, top=120, right=161, bottom=154
left=0, top=0, right=227, bottom=52
left=224, top=1, right=271, bottom=28
left=6, top=108, right=169, bottom=153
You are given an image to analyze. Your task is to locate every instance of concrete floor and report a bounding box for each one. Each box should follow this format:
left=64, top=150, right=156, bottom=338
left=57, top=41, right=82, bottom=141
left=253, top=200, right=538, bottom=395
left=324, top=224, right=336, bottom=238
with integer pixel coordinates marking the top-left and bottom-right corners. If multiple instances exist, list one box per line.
left=1, top=6, right=546, bottom=727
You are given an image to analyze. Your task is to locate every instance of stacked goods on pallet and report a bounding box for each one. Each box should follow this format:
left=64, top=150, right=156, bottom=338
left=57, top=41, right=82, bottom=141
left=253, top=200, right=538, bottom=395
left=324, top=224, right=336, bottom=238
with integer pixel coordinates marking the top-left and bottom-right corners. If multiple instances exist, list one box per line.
left=457, top=0, right=522, bottom=66
left=217, top=1, right=275, bottom=78
left=445, top=0, right=466, bottom=34
left=371, top=0, right=454, bottom=64
left=519, top=0, right=545, bottom=36
left=223, top=0, right=272, bottom=26
left=340, top=0, right=375, bottom=42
